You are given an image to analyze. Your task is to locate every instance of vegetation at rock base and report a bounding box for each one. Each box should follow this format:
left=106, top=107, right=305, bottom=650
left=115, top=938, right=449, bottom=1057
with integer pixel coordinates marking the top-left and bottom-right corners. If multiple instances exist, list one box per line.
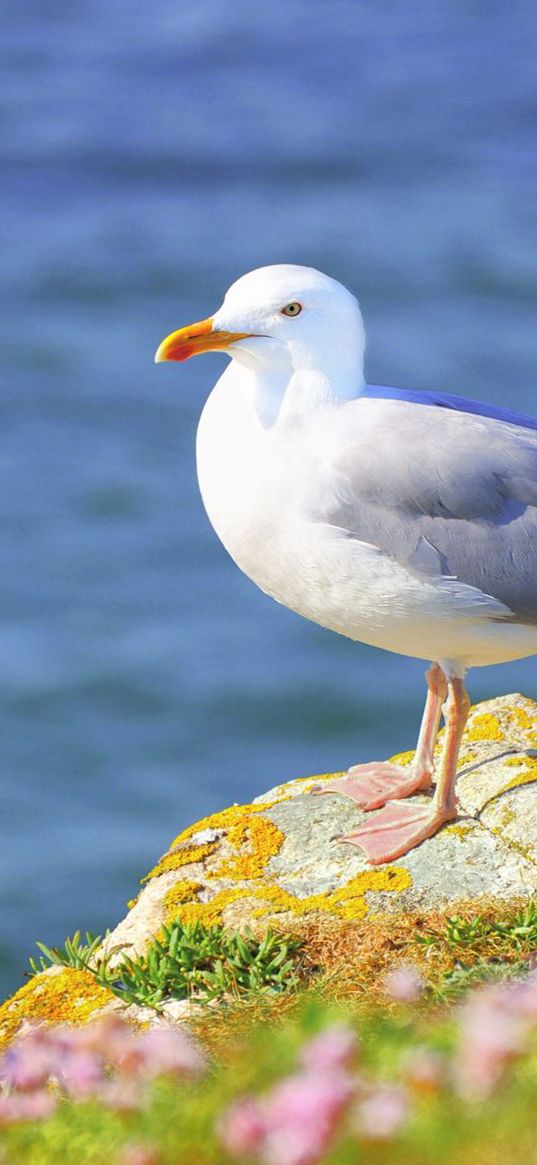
left=29, top=932, right=108, bottom=978
left=0, top=899, right=534, bottom=1163
left=27, top=898, right=537, bottom=1017
left=1, top=965, right=537, bottom=1164
left=29, top=922, right=307, bottom=1007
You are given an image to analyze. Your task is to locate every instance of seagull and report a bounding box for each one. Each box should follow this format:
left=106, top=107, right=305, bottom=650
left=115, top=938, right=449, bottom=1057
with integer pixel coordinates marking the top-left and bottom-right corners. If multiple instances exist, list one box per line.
left=155, top=264, right=537, bottom=865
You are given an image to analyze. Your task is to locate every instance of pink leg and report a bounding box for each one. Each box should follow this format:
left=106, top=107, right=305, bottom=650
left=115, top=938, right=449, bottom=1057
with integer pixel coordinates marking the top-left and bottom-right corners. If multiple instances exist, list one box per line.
left=339, top=677, right=471, bottom=865
left=313, top=664, right=446, bottom=810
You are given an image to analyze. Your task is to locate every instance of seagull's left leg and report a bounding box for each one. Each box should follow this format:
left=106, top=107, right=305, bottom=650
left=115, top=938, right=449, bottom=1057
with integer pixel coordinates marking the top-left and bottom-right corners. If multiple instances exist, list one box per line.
left=312, top=663, right=447, bottom=810
left=336, top=675, right=471, bottom=865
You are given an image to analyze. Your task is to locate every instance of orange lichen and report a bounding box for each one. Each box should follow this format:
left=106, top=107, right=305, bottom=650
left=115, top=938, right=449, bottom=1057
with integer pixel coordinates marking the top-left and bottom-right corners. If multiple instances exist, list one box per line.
left=0, top=969, right=114, bottom=1053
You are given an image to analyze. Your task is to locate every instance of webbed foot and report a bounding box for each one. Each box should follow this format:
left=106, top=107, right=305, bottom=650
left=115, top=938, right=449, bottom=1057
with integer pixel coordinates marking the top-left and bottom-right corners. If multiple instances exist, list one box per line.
left=334, top=799, right=456, bottom=865
left=312, top=761, right=432, bottom=811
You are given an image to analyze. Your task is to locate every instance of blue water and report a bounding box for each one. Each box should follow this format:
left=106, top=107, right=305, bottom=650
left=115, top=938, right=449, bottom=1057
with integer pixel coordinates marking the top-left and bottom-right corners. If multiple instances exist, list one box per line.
left=1, top=0, right=537, bottom=997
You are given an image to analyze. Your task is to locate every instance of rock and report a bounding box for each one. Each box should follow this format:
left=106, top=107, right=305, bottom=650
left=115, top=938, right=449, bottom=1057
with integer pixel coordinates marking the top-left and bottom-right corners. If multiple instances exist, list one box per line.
left=104, top=692, right=537, bottom=960
left=1, top=691, right=537, bottom=1047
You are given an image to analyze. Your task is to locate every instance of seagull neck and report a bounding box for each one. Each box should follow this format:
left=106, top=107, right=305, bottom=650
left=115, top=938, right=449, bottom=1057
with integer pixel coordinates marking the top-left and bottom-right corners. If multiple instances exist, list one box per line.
left=232, top=348, right=364, bottom=429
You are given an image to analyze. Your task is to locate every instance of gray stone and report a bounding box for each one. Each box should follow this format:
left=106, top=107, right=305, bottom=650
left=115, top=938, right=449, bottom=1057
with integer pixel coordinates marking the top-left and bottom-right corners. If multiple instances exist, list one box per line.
left=101, top=693, right=537, bottom=963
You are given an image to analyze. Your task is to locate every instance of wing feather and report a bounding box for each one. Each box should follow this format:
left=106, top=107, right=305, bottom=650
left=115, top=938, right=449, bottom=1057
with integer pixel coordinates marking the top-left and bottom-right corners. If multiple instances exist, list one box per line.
left=321, top=395, right=537, bottom=623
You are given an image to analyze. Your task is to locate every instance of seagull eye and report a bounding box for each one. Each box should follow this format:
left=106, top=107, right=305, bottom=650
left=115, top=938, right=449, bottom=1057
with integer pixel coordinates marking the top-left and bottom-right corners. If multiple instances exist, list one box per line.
left=281, top=302, right=302, bottom=317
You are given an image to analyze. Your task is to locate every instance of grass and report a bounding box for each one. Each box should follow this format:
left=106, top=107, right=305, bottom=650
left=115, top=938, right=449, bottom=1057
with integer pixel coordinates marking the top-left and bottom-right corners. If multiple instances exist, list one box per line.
left=29, top=921, right=306, bottom=1008
left=27, top=900, right=537, bottom=1021
left=29, top=932, right=108, bottom=977
left=415, top=901, right=537, bottom=1002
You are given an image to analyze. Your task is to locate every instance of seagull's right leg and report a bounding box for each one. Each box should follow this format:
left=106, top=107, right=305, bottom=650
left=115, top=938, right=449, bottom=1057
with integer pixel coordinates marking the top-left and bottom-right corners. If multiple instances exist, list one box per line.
left=312, top=663, right=447, bottom=811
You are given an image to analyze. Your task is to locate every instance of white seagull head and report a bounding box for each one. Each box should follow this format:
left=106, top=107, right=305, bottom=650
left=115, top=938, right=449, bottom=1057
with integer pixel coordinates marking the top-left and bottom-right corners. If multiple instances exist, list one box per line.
left=154, top=264, right=365, bottom=388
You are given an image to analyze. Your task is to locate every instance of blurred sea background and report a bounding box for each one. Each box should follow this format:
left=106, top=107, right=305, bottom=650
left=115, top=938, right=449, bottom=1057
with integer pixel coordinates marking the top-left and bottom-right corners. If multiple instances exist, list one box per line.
left=1, top=0, right=537, bottom=998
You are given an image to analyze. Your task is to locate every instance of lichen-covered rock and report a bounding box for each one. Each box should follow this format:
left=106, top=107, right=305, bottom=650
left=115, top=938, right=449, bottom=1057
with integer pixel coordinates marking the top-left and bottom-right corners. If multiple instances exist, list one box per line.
left=2, top=692, right=537, bottom=1046
left=0, top=967, right=117, bottom=1052
left=103, top=692, right=537, bottom=962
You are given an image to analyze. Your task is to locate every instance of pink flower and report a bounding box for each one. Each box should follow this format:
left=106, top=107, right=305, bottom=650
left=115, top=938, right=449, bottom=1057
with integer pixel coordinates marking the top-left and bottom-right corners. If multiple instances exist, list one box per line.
left=218, top=1097, right=267, bottom=1156
left=58, top=1049, right=103, bottom=1098
left=0, top=1027, right=58, bottom=1092
left=99, top=1078, right=144, bottom=1113
left=16, top=1090, right=57, bottom=1122
left=355, top=1085, right=409, bottom=1141
left=453, top=987, right=528, bottom=1101
left=299, top=1024, right=357, bottom=1074
left=0, top=1090, right=56, bottom=1125
left=134, top=1026, right=205, bottom=1080
left=505, top=969, right=537, bottom=1020
left=79, top=1015, right=142, bottom=1069
left=218, top=1050, right=354, bottom=1165
left=383, top=965, right=424, bottom=1003
left=261, top=1070, right=353, bottom=1165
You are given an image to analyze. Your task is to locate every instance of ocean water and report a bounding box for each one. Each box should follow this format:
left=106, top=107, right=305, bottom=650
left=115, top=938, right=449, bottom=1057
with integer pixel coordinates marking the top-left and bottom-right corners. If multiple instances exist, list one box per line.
left=1, top=0, right=537, bottom=997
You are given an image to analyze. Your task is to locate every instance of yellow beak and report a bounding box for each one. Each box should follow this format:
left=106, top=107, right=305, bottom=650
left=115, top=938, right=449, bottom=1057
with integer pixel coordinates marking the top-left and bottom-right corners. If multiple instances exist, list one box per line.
left=154, top=316, right=251, bottom=363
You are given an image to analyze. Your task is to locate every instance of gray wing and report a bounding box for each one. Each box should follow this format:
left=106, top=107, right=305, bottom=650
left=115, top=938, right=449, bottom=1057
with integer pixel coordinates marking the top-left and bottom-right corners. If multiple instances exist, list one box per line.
left=324, top=397, right=537, bottom=623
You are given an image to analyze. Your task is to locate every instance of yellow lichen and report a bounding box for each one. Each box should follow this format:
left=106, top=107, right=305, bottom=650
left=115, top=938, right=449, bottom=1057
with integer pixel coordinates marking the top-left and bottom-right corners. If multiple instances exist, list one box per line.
left=145, top=800, right=289, bottom=883
left=166, top=866, right=412, bottom=928
left=261, top=773, right=343, bottom=799
left=444, top=823, right=474, bottom=839
left=458, top=750, right=477, bottom=766
left=0, top=969, right=114, bottom=1053
left=388, top=750, right=414, bottom=766
left=488, top=825, right=535, bottom=863
left=163, top=880, right=203, bottom=917
left=506, top=706, right=537, bottom=732
left=480, top=755, right=537, bottom=801
left=170, top=886, right=247, bottom=927
left=167, top=801, right=282, bottom=853
left=497, top=766, right=537, bottom=797
left=214, top=816, right=284, bottom=880
left=464, top=713, right=504, bottom=743
left=144, top=841, right=218, bottom=881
